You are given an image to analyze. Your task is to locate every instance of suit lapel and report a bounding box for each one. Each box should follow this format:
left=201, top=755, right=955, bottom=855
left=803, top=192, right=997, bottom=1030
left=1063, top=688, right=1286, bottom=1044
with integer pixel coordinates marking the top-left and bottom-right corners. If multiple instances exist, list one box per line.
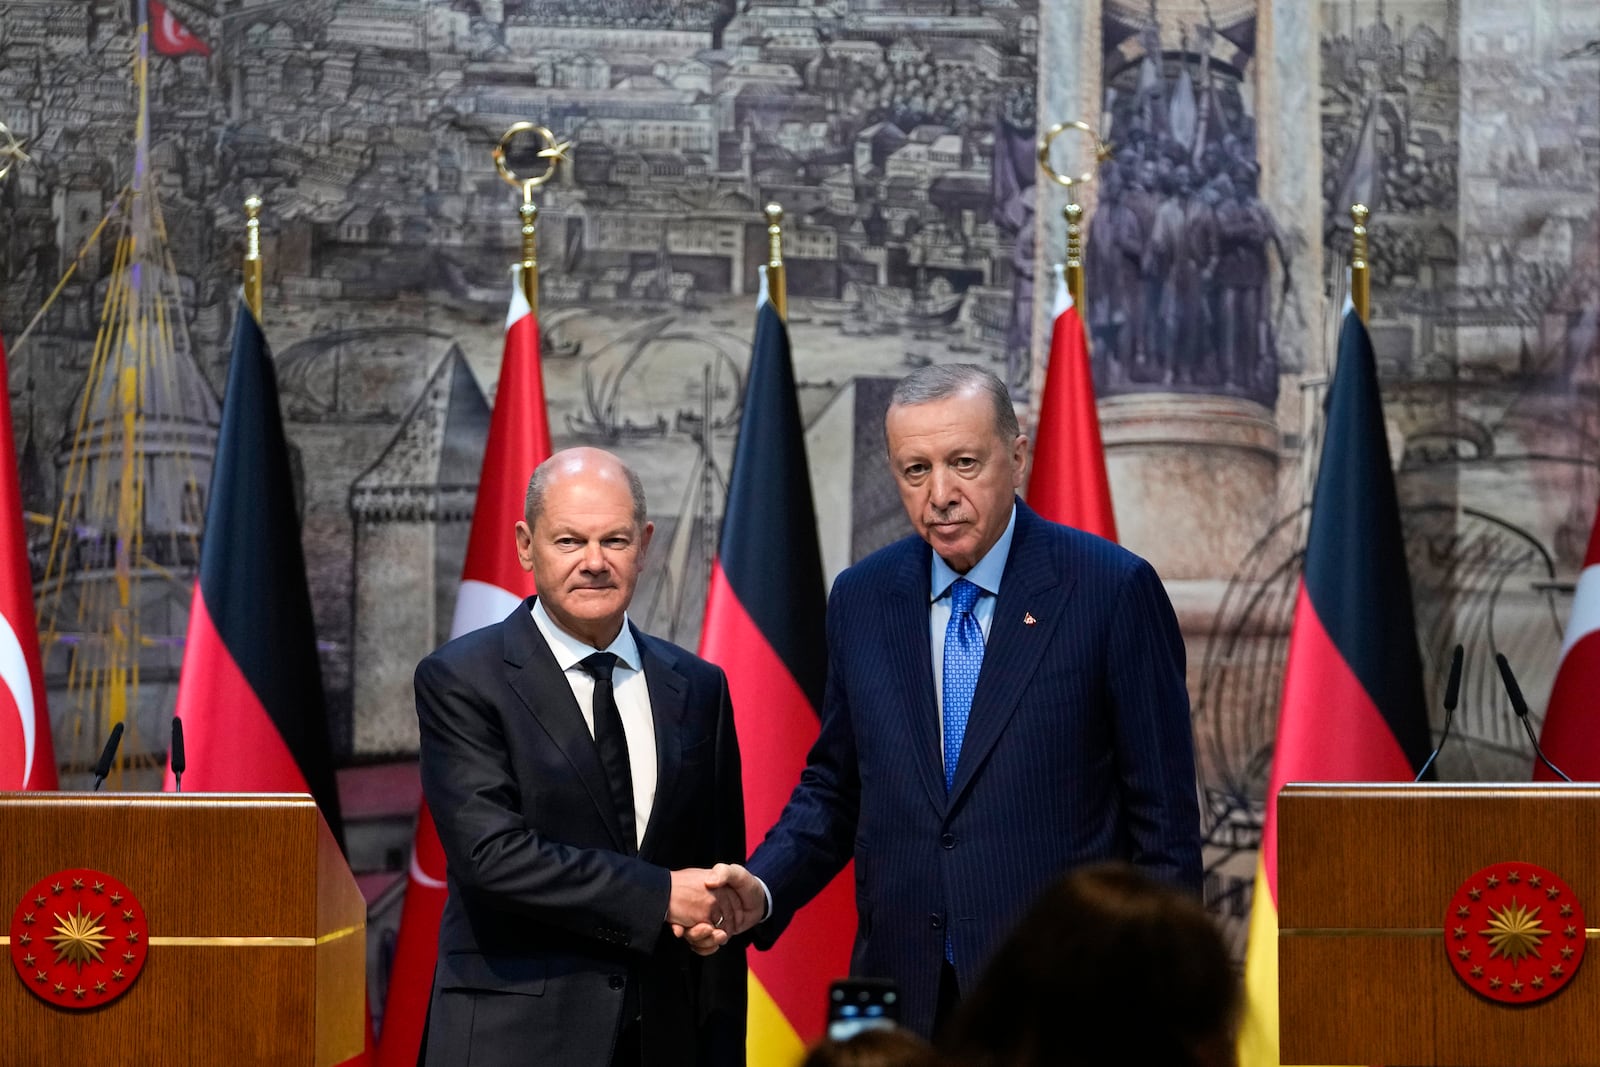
left=634, top=627, right=686, bottom=860
left=502, top=598, right=629, bottom=853
left=885, top=541, right=947, bottom=816
left=948, top=505, right=1075, bottom=807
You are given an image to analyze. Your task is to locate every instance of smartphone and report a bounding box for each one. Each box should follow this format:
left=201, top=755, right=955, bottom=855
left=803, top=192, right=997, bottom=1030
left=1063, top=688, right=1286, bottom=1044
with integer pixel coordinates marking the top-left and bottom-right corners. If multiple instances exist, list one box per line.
left=826, top=977, right=900, bottom=1041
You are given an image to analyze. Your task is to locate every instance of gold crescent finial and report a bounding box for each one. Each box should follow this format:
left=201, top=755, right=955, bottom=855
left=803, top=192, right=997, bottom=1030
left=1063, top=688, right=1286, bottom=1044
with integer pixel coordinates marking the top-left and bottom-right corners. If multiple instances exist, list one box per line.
left=493, top=122, right=570, bottom=202
left=1036, top=120, right=1113, bottom=190
left=494, top=123, right=568, bottom=316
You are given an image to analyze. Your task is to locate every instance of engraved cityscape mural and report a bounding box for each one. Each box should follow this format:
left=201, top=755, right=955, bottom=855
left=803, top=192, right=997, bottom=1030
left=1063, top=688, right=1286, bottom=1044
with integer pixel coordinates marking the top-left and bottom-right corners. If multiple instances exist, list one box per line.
left=0, top=0, right=1596, bottom=992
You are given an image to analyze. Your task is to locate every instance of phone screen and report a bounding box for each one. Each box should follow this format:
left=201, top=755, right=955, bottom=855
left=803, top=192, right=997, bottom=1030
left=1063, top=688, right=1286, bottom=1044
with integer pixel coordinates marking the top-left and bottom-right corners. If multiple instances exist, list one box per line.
left=826, top=977, right=900, bottom=1041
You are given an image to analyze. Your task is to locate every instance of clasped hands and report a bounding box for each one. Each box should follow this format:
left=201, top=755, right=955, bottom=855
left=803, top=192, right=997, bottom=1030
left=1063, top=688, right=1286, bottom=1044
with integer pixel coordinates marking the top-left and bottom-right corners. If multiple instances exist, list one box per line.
left=666, top=863, right=764, bottom=957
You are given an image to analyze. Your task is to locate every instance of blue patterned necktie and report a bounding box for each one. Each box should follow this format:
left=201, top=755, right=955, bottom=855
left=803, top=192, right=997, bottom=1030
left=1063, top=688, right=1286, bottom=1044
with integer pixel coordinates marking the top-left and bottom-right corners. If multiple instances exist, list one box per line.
left=942, top=578, right=984, bottom=794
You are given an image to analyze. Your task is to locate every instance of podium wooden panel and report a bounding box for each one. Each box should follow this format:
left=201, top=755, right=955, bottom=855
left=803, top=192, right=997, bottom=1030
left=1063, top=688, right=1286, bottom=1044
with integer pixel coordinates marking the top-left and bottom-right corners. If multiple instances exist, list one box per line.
left=1279, top=783, right=1600, bottom=1066
left=0, top=793, right=365, bottom=1066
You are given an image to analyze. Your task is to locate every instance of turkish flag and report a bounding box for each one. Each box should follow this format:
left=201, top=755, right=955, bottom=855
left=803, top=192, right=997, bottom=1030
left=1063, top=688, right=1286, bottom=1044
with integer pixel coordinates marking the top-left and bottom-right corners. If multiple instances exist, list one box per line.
left=0, top=330, right=57, bottom=791
left=375, top=269, right=550, bottom=1067
left=1025, top=264, right=1117, bottom=541
left=1535, top=500, right=1600, bottom=781
left=149, top=0, right=210, bottom=57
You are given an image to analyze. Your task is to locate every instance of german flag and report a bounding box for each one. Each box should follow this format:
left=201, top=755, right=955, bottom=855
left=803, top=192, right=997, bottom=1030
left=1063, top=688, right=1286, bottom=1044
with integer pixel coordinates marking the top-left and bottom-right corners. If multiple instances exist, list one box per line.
left=699, top=271, right=853, bottom=1060
left=164, top=303, right=343, bottom=842
left=1238, top=307, right=1432, bottom=1065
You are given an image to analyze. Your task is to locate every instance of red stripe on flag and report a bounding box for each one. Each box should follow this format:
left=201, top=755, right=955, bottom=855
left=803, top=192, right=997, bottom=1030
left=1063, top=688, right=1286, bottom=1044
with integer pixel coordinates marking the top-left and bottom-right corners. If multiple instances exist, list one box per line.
left=162, top=585, right=311, bottom=794
left=1260, top=582, right=1418, bottom=904
left=702, top=564, right=854, bottom=1039
left=1026, top=298, right=1117, bottom=541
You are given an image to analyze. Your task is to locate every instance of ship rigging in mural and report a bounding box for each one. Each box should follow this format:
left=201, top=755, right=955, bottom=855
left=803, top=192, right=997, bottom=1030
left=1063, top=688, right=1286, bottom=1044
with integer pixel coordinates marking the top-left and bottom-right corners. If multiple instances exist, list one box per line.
left=12, top=6, right=218, bottom=788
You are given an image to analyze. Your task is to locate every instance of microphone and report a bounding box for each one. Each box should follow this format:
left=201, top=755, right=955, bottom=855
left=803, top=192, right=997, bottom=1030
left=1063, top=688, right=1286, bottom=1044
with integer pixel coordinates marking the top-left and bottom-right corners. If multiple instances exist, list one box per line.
left=1414, top=644, right=1463, bottom=782
left=170, top=716, right=186, bottom=793
left=1496, top=652, right=1572, bottom=782
left=91, top=722, right=125, bottom=792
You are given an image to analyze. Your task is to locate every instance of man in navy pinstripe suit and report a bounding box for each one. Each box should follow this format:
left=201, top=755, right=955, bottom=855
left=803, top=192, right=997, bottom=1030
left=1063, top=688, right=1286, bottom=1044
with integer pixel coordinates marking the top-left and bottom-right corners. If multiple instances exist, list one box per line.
left=703, top=364, right=1202, bottom=1039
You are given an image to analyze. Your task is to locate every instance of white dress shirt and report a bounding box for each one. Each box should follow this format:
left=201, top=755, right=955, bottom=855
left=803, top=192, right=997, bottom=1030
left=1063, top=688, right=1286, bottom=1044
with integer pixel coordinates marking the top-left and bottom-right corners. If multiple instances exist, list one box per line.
left=531, top=600, right=658, bottom=850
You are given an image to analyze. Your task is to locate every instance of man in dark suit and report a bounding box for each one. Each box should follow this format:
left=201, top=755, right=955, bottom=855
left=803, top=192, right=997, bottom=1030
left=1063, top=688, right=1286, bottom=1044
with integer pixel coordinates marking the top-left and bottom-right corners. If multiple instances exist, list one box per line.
left=703, top=365, right=1201, bottom=1038
left=416, top=447, right=746, bottom=1067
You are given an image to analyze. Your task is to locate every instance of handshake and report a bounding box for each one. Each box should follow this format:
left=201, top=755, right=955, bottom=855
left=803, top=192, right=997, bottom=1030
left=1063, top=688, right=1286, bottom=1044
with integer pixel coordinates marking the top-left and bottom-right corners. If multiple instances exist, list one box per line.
left=666, top=863, right=765, bottom=956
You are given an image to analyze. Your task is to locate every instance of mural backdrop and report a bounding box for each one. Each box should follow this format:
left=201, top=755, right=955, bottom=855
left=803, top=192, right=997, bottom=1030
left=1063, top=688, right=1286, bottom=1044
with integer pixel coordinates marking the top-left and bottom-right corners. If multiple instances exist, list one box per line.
left=1, top=0, right=1595, bottom=1010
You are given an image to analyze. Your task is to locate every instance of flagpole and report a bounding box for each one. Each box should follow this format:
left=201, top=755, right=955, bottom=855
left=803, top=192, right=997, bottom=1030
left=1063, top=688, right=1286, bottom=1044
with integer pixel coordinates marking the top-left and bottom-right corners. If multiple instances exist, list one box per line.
left=243, top=196, right=263, bottom=321
left=764, top=202, right=787, bottom=320
left=1351, top=203, right=1371, bottom=323
left=135, top=0, right=150, bottom=206
left=1062, top=202, right=1085, bottom=311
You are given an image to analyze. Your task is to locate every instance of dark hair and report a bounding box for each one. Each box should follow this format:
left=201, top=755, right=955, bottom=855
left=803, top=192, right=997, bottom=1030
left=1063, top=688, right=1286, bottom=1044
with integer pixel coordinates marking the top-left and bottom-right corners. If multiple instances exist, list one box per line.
left=524, top=449, right=648, bottom=529
left=942, top=864, right=1239, bottom=1067
left=887, top=364, right=1021, bottom=445
left=801, top=1029, right=940, bottom=1067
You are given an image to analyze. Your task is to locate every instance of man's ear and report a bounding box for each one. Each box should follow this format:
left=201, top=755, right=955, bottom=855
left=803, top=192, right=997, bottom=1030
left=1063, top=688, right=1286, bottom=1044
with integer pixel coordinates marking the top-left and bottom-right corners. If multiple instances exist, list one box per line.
left=514, top=519, right=536, bottom=572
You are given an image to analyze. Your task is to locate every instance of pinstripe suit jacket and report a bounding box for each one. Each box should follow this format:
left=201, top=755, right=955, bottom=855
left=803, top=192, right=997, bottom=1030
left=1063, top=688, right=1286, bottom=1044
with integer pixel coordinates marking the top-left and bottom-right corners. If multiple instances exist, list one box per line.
left=747, top=500, right=1201, bottom=1037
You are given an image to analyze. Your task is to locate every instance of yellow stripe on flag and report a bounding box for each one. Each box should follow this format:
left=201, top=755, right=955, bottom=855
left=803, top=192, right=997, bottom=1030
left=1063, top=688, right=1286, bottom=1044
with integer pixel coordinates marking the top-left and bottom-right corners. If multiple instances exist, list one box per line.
left=748, top=970, right=806, bottom=1067
left=1238, top=858, right=1280, bottom=1067
left=1238, top=856, right=1363, bottom=1067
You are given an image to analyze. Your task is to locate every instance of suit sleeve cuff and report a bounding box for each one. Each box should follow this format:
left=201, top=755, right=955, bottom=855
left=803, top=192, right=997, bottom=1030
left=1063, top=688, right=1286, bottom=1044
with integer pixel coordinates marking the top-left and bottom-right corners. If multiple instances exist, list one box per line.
left=757, top=875, right=773, bottom=923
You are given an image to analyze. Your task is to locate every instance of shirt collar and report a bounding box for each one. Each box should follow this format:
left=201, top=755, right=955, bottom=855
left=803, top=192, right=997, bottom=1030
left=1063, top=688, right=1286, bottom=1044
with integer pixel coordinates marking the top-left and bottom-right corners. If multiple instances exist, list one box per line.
left=930, top=503, right=1017, bottom=602
left=531, top=598, right=641, bottom=673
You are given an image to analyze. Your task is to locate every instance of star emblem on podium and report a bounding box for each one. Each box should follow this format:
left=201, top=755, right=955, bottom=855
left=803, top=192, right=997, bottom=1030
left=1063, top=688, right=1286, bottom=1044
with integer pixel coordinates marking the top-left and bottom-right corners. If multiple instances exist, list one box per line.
left=1445, top=861, right=1585, bottom=1006
left=9, top=868, right=149, bottom=1010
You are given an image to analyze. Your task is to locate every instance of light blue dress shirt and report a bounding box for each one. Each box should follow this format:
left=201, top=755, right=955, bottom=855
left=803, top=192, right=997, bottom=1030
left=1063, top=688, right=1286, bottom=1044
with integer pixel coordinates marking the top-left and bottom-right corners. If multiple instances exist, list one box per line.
left=929, top=504, right=1017, bottom=775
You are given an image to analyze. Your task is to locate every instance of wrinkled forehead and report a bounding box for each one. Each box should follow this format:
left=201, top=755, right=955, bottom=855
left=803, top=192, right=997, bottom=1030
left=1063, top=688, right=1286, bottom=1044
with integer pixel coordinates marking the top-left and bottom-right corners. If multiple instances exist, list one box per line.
left=884, top=390, right=1011, bottom=455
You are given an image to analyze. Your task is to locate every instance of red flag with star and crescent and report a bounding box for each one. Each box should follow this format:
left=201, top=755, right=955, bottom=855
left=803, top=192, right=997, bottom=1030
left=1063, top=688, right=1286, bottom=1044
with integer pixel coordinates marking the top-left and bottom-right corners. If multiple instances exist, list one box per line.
left=1025, top=264, right=1117, bottom=541
left=148, top=0, right=211, bottom=57
left=0, top=329, right=57, bottom=792
left=375, top=269, right=550, bottom=1067
left=1535, top=500, right=1600, bottom=781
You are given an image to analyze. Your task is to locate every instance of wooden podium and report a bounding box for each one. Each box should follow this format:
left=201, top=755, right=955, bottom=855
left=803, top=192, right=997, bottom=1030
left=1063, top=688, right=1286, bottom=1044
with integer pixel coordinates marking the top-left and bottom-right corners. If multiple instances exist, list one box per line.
left=1279, top=782, right=1600, bottom=1066
left=0, top=793, right=365, bottom=1066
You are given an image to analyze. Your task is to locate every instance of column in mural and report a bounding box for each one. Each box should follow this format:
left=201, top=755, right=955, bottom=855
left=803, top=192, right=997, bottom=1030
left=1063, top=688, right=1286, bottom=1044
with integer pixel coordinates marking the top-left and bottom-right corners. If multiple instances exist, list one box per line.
left=1093, top=1, right=1285, bottom=409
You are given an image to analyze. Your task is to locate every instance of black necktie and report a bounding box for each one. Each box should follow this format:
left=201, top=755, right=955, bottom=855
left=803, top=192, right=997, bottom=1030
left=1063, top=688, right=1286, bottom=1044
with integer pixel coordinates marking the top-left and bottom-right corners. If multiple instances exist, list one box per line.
left=580, top=652, right=636, bottom=854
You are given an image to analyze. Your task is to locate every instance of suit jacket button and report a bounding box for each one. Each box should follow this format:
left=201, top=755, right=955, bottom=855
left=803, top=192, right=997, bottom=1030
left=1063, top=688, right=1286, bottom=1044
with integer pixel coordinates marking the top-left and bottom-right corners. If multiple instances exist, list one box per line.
left=929, top=913, right=944, bottom=930
left=940, top=832, right=956, bottom=849
left=609, top=974, right=626, bottom=990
